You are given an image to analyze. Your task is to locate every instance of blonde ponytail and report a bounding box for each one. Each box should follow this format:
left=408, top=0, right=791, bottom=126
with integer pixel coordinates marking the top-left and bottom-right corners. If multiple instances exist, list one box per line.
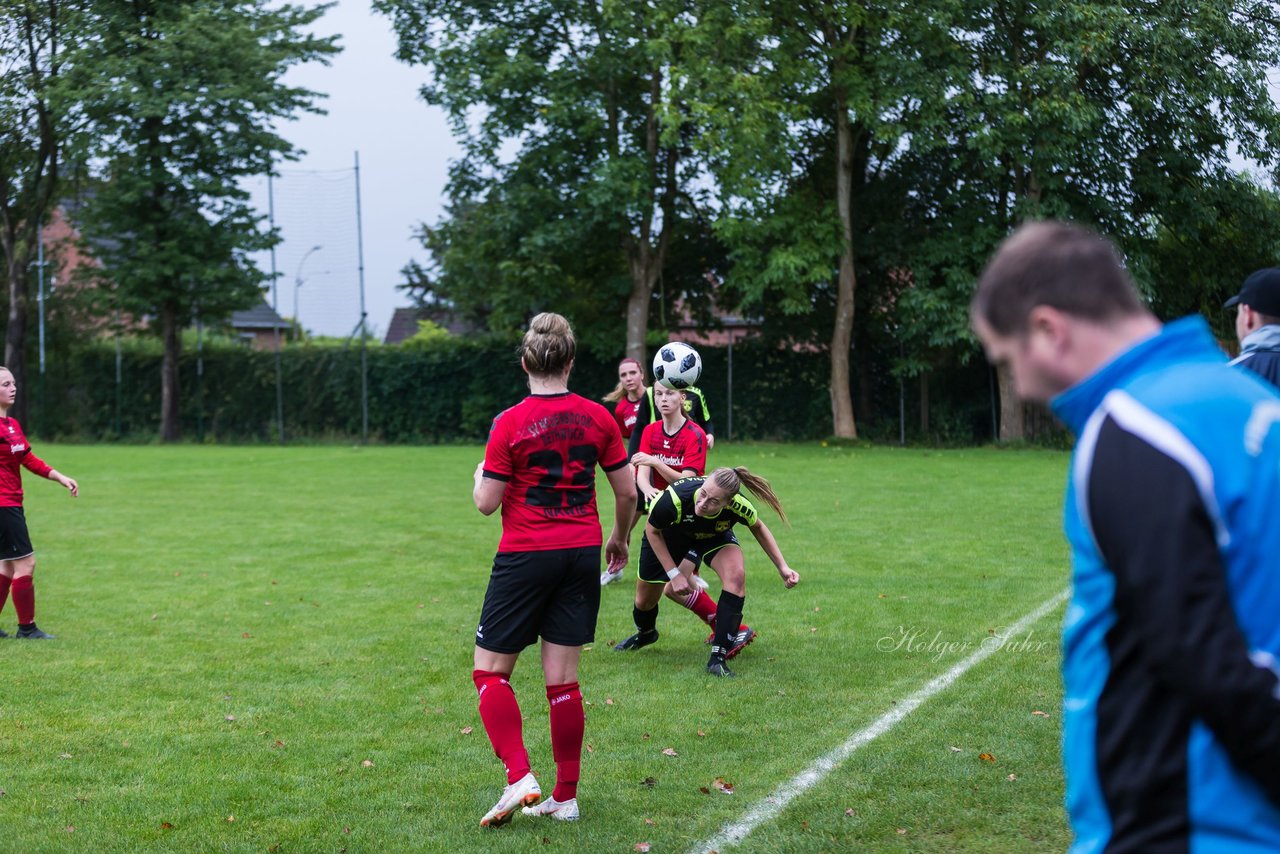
left=710, top=466, right=788, bottom=525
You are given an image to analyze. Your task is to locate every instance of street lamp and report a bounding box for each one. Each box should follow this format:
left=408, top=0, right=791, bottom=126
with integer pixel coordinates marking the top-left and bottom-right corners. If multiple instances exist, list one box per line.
left=293, top=245, right=322, bottom=328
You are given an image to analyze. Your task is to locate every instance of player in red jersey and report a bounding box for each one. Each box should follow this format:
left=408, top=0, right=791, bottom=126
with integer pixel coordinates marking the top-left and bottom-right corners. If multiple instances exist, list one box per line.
left=602, top=357, right=647, bottom=441
left=0, top=367, right=78, bottom=639
left=469, top=313, right=634, bottom=827
left=632, top=383, right=707, bottom=503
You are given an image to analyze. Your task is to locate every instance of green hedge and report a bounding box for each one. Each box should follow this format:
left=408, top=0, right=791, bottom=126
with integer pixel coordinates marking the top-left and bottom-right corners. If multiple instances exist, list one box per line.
left=28, top=337, right=844, bottom=444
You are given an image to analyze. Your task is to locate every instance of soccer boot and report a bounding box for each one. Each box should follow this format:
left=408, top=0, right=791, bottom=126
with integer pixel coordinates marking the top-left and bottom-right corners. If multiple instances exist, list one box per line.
left=706, top=656, right=736, bottom=678
left=521, top=796, right=580, bottom=821
left=599, top=568, right=624, bottom=586
left=0, top=627, right=8, bottom=638
left=479, top=771, right=541, bottom=828
left=705, top=625, right=755, bottom=657
left=613, top=629, right=659, bottom=651
left=725, top=626, right=756, bottom=659
left=16, top=625, right=54, bottom=639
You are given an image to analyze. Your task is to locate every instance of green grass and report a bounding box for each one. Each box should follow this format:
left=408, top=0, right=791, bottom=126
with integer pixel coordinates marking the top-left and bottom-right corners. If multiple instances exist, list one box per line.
left=0, top=442, right=1072, bottom=853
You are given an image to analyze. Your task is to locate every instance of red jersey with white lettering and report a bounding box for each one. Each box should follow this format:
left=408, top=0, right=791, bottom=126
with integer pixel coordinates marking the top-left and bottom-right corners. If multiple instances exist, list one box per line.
left=638, top=418, right=707, bottom=492
left=613, top=395, right=644, bottom=439
left=483, top=392, right=629, bottom=552
left=0, top=417, right=53, bottom=507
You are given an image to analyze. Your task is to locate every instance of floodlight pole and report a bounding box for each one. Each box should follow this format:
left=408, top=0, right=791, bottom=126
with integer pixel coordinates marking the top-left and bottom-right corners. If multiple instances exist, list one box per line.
left=269, top=169, right=284, bottom=445
left=355, top=150, right=368, bottom=444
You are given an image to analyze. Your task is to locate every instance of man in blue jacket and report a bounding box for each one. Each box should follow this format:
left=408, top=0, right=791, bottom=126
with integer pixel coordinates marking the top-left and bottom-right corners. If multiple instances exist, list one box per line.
left=972, top=221, right=1280, bottom=853
left=1226, top=267, right=1280, bottom=390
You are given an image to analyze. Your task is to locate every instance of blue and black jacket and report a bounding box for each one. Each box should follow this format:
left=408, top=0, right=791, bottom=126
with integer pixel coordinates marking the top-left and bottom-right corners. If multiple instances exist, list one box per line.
left=1052, top=316, right=1280, bottom=853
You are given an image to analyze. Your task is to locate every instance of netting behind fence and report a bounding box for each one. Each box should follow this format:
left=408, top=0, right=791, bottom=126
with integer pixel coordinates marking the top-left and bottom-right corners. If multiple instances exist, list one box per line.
left=244, top=167, right=364, bottom=339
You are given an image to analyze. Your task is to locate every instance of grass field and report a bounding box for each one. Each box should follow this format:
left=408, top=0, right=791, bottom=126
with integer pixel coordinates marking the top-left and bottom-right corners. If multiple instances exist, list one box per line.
left=0, top=442, right=1073, bottom=853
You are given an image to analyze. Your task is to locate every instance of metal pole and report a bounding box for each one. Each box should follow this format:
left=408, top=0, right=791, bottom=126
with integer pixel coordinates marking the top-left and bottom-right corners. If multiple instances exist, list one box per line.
left=36, top=222, right=45, bottom=376
left=990, top=365, right=999, bottom=442
left=36, top=221, right=46, bottom=431
left=898, top=340, right=906, bottom=446
left=355, top=150, right=369, bottom=444
left=115, top=312, right=122, bottom=437
left=726, top=331, right=733, bottom=443
left=196, top=310, right=204, bottom=441
left=269, top=170, right=284, bottom=444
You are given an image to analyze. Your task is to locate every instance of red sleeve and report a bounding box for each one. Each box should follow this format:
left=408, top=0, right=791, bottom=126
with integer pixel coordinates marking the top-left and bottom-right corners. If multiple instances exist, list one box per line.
left=20, top=449, right=52, bottom=479
left=684, top=424, right=707, bottom=475
left=483, top=409, right=514, bottom=480
left=598, top=406, right=628, bottom=471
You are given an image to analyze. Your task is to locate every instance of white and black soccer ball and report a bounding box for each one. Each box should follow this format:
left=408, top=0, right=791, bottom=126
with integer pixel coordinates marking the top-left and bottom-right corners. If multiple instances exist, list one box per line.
left=653, top=342, right=703, bottom=390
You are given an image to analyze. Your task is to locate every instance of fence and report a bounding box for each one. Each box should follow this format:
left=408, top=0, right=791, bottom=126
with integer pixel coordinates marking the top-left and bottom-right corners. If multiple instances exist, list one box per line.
left=27, top=335, right=1016, bottom=445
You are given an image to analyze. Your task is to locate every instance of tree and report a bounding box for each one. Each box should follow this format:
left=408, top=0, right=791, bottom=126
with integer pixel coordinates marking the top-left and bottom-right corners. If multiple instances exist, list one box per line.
left=75, top=0, right=337, bottom=440
left=944, top=0, right=1280, bottom=439
left=0, top=0, right=83, bottom=420
left=680, top=0, right=962, bottom=438
left=376, top=0, right=720, bottom=362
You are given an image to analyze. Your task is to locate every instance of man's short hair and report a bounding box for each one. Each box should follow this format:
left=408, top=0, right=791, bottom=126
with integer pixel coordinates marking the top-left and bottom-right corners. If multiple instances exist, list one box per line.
left=972, top=221, right=1146, bottom=336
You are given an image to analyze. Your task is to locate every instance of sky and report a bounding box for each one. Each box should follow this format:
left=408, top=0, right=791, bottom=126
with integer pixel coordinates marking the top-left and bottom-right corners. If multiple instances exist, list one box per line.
left=246, top=0, right=459, bottom=339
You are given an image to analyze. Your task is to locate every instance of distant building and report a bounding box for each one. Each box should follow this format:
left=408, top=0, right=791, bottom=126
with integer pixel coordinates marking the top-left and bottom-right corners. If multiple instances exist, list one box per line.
left=672, top=312, right=760, bottom=348
left=230, top=301, right=291, bottom=351
left=384, top=306, right=481, bottom=344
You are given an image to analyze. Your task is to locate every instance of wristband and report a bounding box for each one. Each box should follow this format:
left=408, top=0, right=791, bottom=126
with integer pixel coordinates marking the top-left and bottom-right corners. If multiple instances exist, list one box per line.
left=665, top=567, right=681, bottom=580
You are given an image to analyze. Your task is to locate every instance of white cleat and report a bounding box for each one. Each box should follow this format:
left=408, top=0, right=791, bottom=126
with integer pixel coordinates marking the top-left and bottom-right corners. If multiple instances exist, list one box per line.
left=600, top=568, right=624, bottom=586
left=479, top=772, right=541, bottom=827
left=522, top=796, right=580, bottom=821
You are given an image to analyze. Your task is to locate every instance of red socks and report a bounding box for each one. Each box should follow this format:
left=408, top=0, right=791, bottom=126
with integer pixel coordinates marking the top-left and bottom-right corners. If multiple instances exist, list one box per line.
left=471, top=671, right=585, bottom=800
left=546, top=682, right=583, bottom=802
left=683, top=589, right=718, bottom=626
left=0, top=575, right=10, bottom=615
left=679, top=589, right=747, bottom=633
left=10, top=575, right=33, bottom=625
left=472, top=670, right=530, bottom=784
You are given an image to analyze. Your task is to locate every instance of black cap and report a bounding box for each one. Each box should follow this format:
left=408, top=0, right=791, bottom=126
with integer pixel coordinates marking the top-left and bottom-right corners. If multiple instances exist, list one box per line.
left=1224, top=268, right=1280, bottom=316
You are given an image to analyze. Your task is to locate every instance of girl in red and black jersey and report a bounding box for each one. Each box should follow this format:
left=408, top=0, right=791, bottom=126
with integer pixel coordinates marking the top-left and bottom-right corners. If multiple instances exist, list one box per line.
left=602, top=357, right=647, bottom=441
left=469, top=313, right=635, bottom=827
left=0, top=367, right=78, bottom=639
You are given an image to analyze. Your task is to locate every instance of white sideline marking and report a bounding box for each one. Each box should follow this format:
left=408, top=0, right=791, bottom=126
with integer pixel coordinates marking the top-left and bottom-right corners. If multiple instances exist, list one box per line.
left=689, top=587, right=1071, bottom=854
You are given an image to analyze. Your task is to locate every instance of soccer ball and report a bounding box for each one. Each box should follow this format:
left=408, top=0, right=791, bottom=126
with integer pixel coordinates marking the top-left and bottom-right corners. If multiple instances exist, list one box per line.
left=653, top=342, right=703, bottom=390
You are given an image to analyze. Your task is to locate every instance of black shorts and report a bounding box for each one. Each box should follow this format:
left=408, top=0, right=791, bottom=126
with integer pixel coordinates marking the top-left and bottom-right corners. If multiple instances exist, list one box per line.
left=637, top=529, right=739, bottom=584
left=475, top=546, right=602, bottom=653
left=0, top=507, right=33, bottom=561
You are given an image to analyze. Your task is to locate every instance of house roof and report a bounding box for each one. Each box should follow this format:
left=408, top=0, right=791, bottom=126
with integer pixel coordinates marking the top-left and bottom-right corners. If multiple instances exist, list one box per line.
left=230, top=299, right=290, bottom=331
left=384, top=306, right=480, bottom=344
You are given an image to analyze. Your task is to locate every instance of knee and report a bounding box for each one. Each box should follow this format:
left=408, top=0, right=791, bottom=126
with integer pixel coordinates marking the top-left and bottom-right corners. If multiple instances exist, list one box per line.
left=720, top=569, right=745, bottom=596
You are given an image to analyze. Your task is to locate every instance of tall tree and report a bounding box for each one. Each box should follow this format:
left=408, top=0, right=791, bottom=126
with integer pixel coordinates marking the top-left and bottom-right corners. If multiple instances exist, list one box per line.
left=0, top=0, right=81, bottom=419
left=682, top=0, right=962, bottom=438
left=947, top=0, right=1280, bottom=439
left=75, top=0, right=337, bottom=440
left=376, top=0, right=716, bottom=362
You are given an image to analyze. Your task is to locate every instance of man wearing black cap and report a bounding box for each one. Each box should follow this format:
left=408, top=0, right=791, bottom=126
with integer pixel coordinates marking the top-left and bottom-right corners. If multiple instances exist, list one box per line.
left=1226, top=268, right=1280, bottom=389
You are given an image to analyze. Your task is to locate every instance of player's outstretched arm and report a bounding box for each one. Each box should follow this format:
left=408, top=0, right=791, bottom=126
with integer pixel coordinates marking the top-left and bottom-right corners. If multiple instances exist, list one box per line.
left=749, top=520, right=799, bottom=588
left=604, top=465, right=635, bottom=571
left=49, top=469, right=78, bottom=497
